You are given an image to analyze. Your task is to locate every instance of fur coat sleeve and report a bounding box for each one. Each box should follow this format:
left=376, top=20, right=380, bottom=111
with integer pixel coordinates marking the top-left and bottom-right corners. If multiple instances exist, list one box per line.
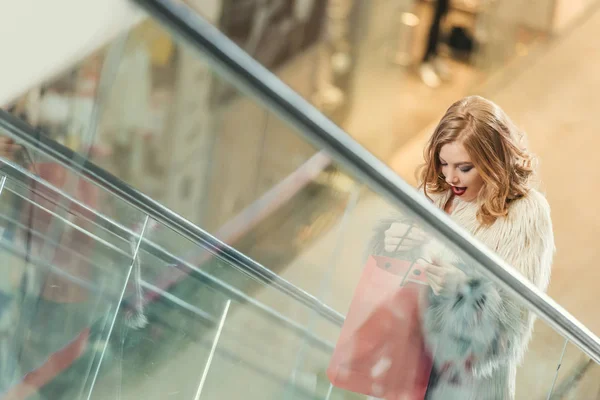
left=368, top=190, right=555, bottom=379
left=465, top=190, right=555, bottom=377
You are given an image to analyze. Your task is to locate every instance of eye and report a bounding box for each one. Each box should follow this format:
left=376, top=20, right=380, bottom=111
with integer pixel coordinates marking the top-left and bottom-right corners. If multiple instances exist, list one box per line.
left=459, top=166, right=473, bottom=173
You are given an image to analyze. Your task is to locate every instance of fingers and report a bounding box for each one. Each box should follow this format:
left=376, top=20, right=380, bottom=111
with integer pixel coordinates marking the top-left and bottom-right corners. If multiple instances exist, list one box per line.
left=426, top=271, right=443, bottom=287
left=424, top=262, right=449, bottom=296
left=384, top=223, right=428, bottom=252
left=433, top=259, right=467, bottom=281
left=430, top=256, right=455, bottom=269
left=387, top=223, right=427, bottom=240
left=425, top=261, right=469, bottom=295
left=422, top=262, right=440, bottom=295
left=387, top=222, right=409, bottom=236
left=427, top=273, right=442, bottom=295
left=424, top=262, right=444, bottom=277
left=383, top=236, right=426, bottom=252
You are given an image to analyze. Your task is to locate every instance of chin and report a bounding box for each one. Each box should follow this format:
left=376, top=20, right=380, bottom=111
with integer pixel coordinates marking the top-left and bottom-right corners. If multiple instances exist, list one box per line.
left=460, top=190, right=478, bottom=202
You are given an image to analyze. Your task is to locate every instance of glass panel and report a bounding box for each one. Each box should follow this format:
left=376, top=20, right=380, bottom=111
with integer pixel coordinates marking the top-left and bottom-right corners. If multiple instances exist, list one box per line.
left=0, top=143, right=148, bottom=234
left=269, top=175, right=594, bottom=399
left=182, top=300, right=303, bottom=400
left=81, top=218, right=344, bottom=399
left=0, top=116, right=151, bottom=398
left=145, top=10, right=598, bottom=394
left=0, top=169, right=134, bottom=399
left=0, top=1, right=596, bottom=399
left=516, top=321, right=569, bottom=398
left=85, top=252, right=231, bottom=400
left=541, top=339, right=600, bottom=399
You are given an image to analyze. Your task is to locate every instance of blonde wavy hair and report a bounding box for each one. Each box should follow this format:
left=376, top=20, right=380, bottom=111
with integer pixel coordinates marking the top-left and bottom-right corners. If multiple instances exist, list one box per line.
left=420, top=96, right=536, bottom=225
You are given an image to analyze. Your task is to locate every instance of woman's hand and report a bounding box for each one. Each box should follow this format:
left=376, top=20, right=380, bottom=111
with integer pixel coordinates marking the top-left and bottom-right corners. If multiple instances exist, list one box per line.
left=424, top=258, right=467, bottom=295
left=0, top=136, right=21, bottom=161
left=384, top=221, right=428, bottom=253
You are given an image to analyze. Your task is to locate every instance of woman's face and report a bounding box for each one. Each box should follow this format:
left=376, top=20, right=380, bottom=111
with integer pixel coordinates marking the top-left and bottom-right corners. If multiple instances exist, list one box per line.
left=439, top=141, right=484, bottom=202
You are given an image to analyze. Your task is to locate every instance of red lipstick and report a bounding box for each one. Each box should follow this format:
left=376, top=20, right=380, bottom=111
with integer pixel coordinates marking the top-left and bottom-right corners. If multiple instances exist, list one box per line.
left=451, top=186, right=467, bottom=196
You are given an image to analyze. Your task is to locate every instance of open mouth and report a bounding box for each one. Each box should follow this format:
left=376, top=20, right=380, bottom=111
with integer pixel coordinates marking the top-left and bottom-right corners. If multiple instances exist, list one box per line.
left=451, top=186, right=467, bottom=196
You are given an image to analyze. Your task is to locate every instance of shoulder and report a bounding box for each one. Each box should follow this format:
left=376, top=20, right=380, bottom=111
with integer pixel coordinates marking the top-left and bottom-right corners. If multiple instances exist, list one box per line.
left=502, top=189, right=555, bottom=260
left=501, top=190, right=554, bottom=289
left=506, top=189, right=552, bottom=227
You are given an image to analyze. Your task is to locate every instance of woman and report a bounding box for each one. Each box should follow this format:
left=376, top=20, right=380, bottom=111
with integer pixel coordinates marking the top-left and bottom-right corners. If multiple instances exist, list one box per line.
left=371, top=96, right=554, bottom=399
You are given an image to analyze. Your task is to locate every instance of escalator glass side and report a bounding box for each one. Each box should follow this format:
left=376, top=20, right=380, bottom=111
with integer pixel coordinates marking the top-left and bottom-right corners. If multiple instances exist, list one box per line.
left=132, top=1, right=600, bottom=398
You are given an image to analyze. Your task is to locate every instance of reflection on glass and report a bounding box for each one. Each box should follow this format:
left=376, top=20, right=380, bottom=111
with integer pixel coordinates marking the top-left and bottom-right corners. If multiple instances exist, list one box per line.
left=0, top=170, right=135, bottom=399
left=541, top=339, right=600, bottom=399
left=0, top=0, right=597, bottom=398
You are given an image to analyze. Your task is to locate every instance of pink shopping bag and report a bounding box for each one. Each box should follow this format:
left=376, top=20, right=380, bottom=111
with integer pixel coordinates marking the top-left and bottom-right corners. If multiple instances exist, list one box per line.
left=327, top=255, right=432, bottom=400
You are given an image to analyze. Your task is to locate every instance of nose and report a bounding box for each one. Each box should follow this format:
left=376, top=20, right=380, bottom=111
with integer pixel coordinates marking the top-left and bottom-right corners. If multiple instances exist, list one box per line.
left=445, top=170, right=459, bottom=185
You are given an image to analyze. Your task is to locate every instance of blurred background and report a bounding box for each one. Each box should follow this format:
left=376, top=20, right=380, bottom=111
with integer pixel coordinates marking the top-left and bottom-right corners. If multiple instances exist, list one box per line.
left=2, top=0, right=600, bottom=399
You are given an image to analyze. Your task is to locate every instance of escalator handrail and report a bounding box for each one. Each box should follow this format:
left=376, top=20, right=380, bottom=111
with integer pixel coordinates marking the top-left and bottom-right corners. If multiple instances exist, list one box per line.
left=133, top=0, right=600, bottom=363
left=0, top=110, right=345, bottom=327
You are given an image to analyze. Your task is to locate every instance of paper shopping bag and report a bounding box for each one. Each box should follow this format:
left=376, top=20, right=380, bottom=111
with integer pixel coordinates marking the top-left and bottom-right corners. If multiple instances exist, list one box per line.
left=327, top=255, right=432, bottom=400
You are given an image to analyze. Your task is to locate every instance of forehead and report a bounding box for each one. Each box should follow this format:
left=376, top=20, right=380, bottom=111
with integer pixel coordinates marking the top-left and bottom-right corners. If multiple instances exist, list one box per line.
left=439, top=142, right=471, bottom=162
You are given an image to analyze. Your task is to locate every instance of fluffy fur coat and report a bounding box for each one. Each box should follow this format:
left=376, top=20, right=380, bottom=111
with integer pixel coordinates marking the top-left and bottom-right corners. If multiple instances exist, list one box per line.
left=370, top=189, right=554, bottom=400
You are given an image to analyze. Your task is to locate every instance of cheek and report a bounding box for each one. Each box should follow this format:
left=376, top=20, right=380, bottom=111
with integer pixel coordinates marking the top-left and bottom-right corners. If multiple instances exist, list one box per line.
left=463, top=171, right=484, bottom=188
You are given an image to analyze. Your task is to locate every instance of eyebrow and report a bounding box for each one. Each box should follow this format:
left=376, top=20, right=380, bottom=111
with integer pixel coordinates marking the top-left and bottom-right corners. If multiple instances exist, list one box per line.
left=439, top=157, right=473, bottom=166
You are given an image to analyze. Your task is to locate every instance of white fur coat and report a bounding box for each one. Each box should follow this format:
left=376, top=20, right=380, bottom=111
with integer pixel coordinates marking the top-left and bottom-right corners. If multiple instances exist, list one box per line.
left=370, top=189, right=554, bottom=400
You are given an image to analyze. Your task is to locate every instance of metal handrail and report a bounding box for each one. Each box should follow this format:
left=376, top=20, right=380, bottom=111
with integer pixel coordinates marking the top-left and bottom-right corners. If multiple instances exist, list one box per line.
left=133, top=0, right=600, bottom=364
